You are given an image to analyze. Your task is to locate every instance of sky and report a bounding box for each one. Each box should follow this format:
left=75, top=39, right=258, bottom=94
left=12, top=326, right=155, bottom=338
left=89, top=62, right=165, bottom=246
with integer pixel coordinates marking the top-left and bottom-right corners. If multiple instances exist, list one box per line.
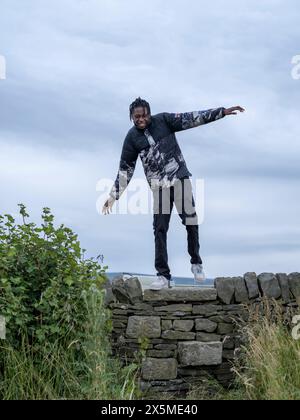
left=0, top=0, right=300, bottom=279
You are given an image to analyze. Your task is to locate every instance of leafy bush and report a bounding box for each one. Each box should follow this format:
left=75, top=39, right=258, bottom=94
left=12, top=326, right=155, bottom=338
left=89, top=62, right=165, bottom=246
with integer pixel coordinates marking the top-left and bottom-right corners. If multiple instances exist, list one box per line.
left=0, top=287, right=139, bottom=400
left=0, top=204, right=107, bottom=347
left=0, top=204, right=139, bottom=400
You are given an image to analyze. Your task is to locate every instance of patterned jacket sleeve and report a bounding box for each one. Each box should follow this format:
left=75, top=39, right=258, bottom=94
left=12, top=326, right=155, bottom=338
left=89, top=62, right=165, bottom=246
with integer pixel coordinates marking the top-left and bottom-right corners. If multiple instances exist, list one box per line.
left=163, top=107, right=226, bottom=132
left=109, top=133, right=138, bottom=200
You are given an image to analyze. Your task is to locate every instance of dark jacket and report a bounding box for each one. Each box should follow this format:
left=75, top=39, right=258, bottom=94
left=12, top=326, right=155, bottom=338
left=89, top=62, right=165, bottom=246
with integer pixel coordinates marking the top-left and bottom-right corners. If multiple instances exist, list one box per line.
left=109, top=107, right=226, bottom=200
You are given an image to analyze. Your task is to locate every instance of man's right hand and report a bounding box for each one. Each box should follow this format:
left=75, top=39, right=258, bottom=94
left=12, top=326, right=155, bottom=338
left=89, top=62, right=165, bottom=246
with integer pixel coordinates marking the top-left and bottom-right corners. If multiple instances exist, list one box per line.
left=102, top=196, right=116, bottom=215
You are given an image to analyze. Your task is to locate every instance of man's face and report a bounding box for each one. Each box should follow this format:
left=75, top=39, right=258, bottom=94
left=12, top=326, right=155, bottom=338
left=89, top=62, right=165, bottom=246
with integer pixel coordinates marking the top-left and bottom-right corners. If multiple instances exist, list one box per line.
left=132, top=107, right=151, bottom=130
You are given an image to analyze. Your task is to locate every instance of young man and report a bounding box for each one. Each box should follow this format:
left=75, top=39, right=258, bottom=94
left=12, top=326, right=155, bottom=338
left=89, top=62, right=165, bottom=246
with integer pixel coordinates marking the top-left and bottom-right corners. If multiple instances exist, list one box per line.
left=102, top=98, right=245, bottom=290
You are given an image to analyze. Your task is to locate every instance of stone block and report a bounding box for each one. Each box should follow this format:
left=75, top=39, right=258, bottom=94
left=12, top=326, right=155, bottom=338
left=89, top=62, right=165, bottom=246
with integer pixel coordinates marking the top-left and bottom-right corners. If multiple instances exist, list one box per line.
left=178, top=342, right=223, bottom=366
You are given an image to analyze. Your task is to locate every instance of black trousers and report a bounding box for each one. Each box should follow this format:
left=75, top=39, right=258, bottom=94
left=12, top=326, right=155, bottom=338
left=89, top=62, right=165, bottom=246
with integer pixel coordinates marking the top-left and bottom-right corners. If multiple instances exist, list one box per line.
left=152, top=176, right=202, bottom=280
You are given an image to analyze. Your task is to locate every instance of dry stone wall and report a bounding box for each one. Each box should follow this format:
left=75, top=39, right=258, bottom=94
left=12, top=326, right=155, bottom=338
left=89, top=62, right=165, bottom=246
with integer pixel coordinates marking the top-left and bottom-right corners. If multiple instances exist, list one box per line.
left=106, top=272, right=300, bottom=394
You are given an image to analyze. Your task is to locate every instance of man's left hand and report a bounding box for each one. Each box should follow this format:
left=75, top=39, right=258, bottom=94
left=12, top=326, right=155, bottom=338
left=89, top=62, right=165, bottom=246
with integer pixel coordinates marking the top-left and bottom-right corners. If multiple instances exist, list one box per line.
left=224, top=106, right=245, bottom=115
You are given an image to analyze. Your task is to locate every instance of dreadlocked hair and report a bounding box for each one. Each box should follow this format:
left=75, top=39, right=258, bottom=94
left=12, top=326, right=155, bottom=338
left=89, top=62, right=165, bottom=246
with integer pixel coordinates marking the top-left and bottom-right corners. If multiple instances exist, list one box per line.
left=129, top=97, right=151, bottom=120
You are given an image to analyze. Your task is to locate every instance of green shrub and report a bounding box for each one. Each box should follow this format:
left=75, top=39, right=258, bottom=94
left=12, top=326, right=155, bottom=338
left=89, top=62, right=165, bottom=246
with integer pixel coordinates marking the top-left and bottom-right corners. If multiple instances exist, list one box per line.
left=0, top=204, right=139, bottom=399
left=0, top=204, right=107, bottom=347
left=0, top=286, right=139, bottom=400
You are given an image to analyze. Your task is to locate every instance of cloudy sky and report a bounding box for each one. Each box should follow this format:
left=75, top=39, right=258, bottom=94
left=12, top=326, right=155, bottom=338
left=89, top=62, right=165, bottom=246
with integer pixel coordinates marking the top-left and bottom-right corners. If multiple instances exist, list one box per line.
left=0, top=0, right=300, bottom=279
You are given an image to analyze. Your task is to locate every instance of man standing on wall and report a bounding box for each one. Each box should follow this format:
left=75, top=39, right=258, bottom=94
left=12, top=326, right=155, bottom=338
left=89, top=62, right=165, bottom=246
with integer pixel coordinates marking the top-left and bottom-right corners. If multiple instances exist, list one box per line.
left=102, top=98, right=245, bottom=290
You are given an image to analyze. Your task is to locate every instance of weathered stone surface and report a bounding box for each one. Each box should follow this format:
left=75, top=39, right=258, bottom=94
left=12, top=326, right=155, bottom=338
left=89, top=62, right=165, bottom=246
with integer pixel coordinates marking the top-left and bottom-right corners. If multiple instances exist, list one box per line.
left=288, top=273, right=300, bottom=303
left=112, top=315, right=128, bottom=322
left=146, top=350, right=174, bottom=358
left=145, top=383, right=190, bottom=392
left=277, top=273, right=292, bottom=303
left=109, top=302, right=129, bottom=309
left=104, top=287, right=117, bottom=307
left=195, top=319, right=217, bottom=333
left=223, top=336, right=235, bottom=349
left=154, top=344, right=177, bottom=350
left=112, top=276, right=143, bottom=304
left=124, top=277, right=144, bottom=303
left=233, top=277, right=249, bottom=303
left=133, top=312, right=156, bottom=316
left=126, top=342, right=153, bottom=349
left=196, top=333, right=221, bottom=342
left=161, top=330, right=195, bottom=340
left=130, top=303, right=154, bottom=311
left=142, top=358, right=177, bottom=380
left=214, top=362, right=233, bottom=373
left=222, top=304, right=244, bottom=312
left=173, top=320, right=194, bottom=332
left=103, top=276, right=116, bottom=307
left=209, top=315, right=234, bottom=323
left=258, top=273, right=281, bottom=299
left=244, top=272, right=260, bottom=299
left=161, top=320, right=172, bottom=330
left=111, top=276, right=131, bottom=304
left=112, top=309, right=131, bottom=315
left=143, top=288, right=217, bottom=302
left=113, top=329, right=125, bottom=335
left=116, top=346, right=139, bottom=358
left=217, top=323, right=234, bottom=335
left=140, top=379, right=186, bottom=393
left=178, top=342, right=223, bottom=366
left=126, top=316, right=161, bottom=338
left=214, top=278, right=235, bottom=304
left=154, top=304, right=192, bottom=312
left=192, top=304, right=221, bottom=316
left=177, top=368, right=211, bottom=377
left=112, top=320, right=127, bottom=329
left=148, top=339, right=174, bottom=344
left=222, top=349, right=235, bottom=360
left=147, top=379, right=184, bottom=386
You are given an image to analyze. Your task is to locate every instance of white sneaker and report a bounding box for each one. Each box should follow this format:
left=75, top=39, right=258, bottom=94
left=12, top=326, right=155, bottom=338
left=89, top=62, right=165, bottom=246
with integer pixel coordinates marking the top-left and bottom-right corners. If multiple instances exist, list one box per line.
left=191, top=264, right=206, bottom=283
left=169, top=279, right=175, bottom=288
left=150, top=275, right=171, bottom=290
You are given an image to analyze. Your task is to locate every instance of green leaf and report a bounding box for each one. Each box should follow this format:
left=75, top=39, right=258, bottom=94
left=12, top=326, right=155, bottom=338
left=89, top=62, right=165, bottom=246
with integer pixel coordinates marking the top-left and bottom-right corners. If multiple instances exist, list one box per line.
left=65, top=277, right=74, bottom=287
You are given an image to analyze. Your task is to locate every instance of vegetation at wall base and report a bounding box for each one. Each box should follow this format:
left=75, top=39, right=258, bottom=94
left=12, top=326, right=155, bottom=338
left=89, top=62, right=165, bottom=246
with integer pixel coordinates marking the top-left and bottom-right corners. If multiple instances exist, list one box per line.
left=233, top=300, right=300, bottom=401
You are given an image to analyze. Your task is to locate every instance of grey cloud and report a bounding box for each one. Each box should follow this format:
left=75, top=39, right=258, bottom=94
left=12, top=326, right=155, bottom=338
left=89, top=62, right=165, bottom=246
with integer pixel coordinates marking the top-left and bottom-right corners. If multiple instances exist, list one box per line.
left=0, top=0, right=299, bottom=277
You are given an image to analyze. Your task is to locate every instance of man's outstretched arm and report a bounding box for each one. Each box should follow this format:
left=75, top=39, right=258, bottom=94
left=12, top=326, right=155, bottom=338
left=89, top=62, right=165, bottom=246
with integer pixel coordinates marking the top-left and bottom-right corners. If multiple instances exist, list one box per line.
left=163, top=105, right=245, bottom=132
left=102, top=133, right=138, bottom=215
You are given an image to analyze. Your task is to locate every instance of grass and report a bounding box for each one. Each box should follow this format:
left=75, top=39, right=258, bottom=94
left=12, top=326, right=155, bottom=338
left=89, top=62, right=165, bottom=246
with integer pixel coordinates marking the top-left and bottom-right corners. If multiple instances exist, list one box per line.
left=234, top=304, right=300, bottom=400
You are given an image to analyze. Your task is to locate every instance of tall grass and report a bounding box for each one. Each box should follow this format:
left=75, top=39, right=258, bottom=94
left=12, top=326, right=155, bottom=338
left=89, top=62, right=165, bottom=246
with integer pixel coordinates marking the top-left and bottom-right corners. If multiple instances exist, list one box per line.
left=184, top=378, right=247, bottom=400
left=184, top=300, right=300, bottom=401
left=227, top=299, right=300, bottom=400
left=0, top=288, right=139, bottom=400
left=234, top=315, right=300, bottom=400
